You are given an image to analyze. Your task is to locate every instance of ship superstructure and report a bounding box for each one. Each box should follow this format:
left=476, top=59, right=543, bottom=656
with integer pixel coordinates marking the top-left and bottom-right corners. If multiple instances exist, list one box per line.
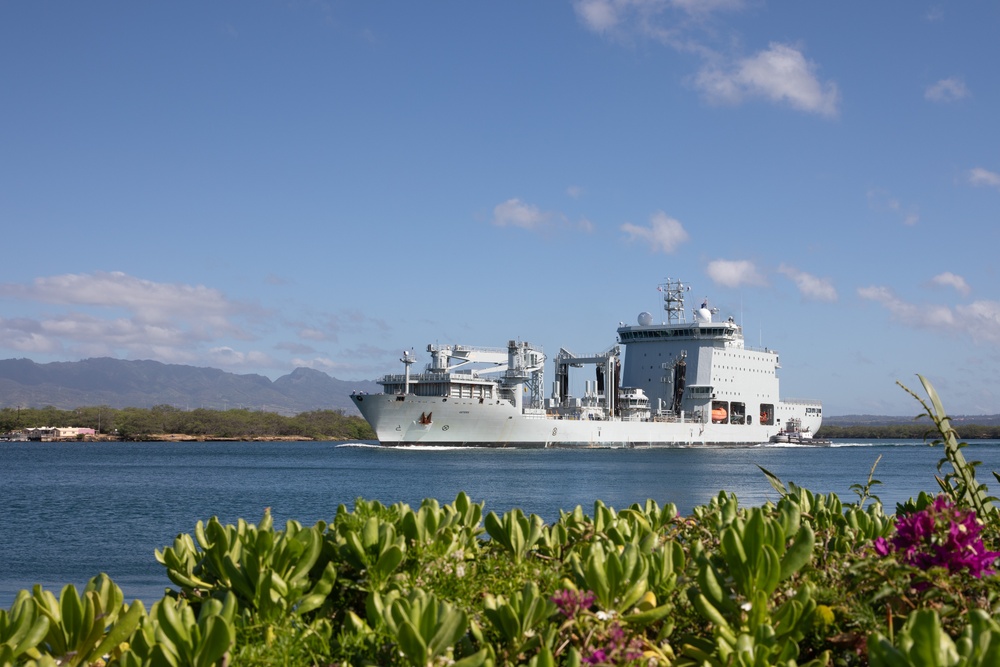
left=351, top=279, right=822, bottom=447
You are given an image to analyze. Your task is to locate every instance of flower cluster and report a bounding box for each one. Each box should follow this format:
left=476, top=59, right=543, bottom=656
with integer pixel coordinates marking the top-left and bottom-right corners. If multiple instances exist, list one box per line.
left=549, top=590, right=645, bottom=664
left=873, top=495, right=1000, bottom=578
left=551, top=589, right=596, bottom=619
left=582, top=621, right=643, bottom=665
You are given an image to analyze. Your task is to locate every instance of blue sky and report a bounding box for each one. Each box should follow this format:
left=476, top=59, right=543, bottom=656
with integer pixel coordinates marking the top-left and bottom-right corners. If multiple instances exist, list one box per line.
left=1, top=1, right=998, bottom=416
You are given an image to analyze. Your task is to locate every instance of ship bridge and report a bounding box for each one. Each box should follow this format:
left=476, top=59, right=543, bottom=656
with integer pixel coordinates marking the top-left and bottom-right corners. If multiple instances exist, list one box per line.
left=614, top=279, right=776, bottom=419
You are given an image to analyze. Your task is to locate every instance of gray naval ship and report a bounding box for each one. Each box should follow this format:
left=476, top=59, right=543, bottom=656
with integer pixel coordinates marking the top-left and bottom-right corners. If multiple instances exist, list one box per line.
left=351, top=279, right=822, bottom=447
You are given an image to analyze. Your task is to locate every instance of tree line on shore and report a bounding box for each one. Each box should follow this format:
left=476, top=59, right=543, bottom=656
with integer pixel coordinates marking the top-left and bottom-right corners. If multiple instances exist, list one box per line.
left=817, top=422, right=1000, bottom=439
left=0, top=404, right=375, bottom=441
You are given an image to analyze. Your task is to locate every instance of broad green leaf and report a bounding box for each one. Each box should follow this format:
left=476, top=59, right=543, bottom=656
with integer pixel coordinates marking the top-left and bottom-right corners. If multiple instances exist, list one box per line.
left=428, top=607, right=467, bottom=659
left=396, top=620, right=428, bottom=666
left=375, top=544, right=404, bottom=580
left=780, top=523, right=815, bottom=581
left=89, top=600, right=144, bottom=663
left=192, top=615, right=234, bottom=667
left=623, top=602, right=674, bottom=628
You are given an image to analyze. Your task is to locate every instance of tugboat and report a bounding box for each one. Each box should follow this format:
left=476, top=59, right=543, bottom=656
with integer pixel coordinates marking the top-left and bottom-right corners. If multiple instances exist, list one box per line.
left=769, top=418, right=832, bottom=446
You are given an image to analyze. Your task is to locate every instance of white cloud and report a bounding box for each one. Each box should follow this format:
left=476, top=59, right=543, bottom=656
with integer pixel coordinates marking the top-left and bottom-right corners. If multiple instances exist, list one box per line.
left=778, top=265, right=837, bottom=301
left=491, top=198, right=594, bottom=234
left=573, top=3, right=836, bottom=117
left=930, top=272, right=971, bottom=296
left=694, top=43, right=839, bottom=117
left=492, top=198, right=550, bottom=229
left=208, top=347, right=276, bottom=369
left=621, top=211, right=689, bottom=253
left=574, top=0, right=620, bottom=33
left=0, top=271, right=249, bottom=334
left=0, top=271, right=279, bottom=370
left=566, top=185, right=584, bottom=198
left=858, top=285, right=955, bottom=328
left=0, top=318, right=61, bottom=354
left=859, top=285, right=1000, bottom=344
left=968, top=167, right=1000, bottom=190
left=925, top=77, right=969, bottom=103
left=957, top=302, right=1000, bottom=342
left=0, top=312, right=201, bottom=361
left=573, top=0, right=743, bottom=34
left=0, top=271, right=394, bottom=376
left=706, top=259, right=765, bottom=288
left=290, top=354, right=390, bottom=378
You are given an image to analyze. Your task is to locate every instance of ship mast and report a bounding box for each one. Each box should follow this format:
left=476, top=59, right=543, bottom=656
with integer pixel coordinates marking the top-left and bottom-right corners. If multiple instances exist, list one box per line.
left=400, top=349, right=415, bottom=395
left=660, top=278, right=690, bottom=324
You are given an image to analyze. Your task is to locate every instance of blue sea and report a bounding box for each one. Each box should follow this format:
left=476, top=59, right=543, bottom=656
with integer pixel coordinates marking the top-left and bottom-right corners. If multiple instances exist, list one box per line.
left=4, top=439, right=1000, bottom=608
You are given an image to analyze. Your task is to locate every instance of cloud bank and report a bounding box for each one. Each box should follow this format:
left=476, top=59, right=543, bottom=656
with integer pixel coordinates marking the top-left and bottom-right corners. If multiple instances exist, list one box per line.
left=573, top=1, right=839, bottom=118
left=0, top=271, right=328, bottom=373
left=859, top=284, right=1000, bottom=345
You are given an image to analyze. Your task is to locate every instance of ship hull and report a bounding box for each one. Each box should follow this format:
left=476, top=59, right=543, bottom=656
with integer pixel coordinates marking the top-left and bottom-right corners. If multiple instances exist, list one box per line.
left=351, top=394, right=822, bottom=448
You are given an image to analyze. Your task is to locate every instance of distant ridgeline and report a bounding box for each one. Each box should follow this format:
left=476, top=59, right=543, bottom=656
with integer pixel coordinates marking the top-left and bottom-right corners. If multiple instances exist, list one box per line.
left=0, top=357, right=379, bottom=416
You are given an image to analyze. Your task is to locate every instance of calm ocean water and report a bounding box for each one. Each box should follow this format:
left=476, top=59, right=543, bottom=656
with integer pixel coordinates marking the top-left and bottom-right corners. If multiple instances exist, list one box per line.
left=4, top=439, right=1000, bottom=607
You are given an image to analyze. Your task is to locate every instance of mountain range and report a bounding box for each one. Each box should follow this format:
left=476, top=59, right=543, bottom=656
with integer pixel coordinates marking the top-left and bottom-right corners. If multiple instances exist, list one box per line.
left=0, top=358, right=380, bottom=416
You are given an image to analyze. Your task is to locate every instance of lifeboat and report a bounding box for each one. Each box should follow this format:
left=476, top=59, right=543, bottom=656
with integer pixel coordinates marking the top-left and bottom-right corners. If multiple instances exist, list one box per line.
left=711, top=407, right=728, bottom=423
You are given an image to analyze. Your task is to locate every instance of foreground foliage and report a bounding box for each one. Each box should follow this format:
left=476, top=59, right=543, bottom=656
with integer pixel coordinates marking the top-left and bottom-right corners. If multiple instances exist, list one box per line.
left=4, top=375, right=1000, bottom=666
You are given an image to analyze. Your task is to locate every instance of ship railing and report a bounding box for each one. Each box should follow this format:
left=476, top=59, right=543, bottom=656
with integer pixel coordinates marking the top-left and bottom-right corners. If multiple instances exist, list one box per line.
left=782, top=398, right=822, bottom=406
left=651, top=414, right=682, bottom=423
left=440, top=344, right=509, bottom=355
left=379, top=372, right=497, bottom=385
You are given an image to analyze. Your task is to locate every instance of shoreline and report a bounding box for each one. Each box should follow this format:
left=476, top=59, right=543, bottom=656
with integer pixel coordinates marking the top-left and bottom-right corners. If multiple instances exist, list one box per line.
left=2, top=434, right=321, bottom=443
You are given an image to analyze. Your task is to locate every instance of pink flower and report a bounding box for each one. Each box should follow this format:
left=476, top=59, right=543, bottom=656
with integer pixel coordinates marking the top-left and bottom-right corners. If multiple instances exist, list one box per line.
left=551, top=589, right=596, bottom=619
left=876, top=495, right=1000, bottom=578
left=873, top=536, right=891, bottom=556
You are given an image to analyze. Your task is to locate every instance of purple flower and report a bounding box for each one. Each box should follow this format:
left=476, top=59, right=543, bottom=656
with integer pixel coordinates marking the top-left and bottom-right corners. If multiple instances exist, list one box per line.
left=551, top=589, right=596, bottom=619
left=582, top=621, right=644, bottom=664
left=876, top=495, right=1000, bottom=578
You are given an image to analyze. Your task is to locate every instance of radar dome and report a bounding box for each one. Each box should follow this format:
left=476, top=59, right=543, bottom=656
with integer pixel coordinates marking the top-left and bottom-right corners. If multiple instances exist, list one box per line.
left=638, top=311, right=653, bottom=326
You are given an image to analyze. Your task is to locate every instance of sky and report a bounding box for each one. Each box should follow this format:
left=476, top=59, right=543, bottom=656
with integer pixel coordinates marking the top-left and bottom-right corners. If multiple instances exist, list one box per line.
left=1, top=1, right=998, bottom=417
